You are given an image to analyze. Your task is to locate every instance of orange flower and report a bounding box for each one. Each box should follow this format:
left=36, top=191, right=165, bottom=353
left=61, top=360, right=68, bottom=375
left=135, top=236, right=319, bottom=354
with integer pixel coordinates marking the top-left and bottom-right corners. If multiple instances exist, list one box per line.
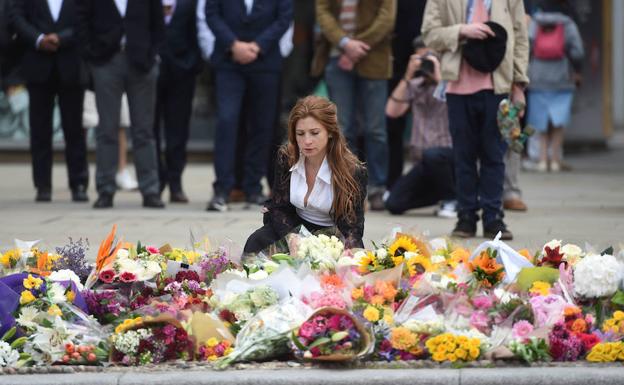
left=351, top=287, right=364, bottom=300
left=517, top=249, right=533, bottom=262
left=472, top=251, right=503, bottom=275
left=374, top=281, right=398, bottom=301
left=320, top=274, right=344, bottom=289
left=370, top=295, right=385, bottom=306
left=564, top=306, right=582, bottom=317
left=571, top=318, right=588, bottom=334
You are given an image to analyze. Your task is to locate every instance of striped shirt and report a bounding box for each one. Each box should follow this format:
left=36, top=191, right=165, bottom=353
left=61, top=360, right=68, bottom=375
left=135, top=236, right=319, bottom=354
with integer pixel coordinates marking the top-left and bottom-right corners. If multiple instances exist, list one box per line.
left=339, top=0, right=358, bottom=36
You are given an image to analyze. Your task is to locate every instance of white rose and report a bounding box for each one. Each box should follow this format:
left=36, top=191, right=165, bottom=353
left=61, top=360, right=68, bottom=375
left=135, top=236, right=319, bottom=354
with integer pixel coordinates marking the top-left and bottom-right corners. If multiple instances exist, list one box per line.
left=376, top=248, right=388, bottom=259
left=561, top=244, right=583, bottom=264
left=248, top=270, right=269, bottom=280
left=430, top=254, right=446, bottom=264
left=116, top=249, right=130, bottom=258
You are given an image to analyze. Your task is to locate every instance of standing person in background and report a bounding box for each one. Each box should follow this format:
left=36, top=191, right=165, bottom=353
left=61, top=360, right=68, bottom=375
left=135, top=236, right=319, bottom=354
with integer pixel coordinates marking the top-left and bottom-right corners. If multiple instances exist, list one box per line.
left=77, top=0, right=166, bottom=209
left=154, top=0, right=202, bottom=204
left=527, top=0, right=583, bottom=173
left=11, top=0, right=89, bottom=203
left=386, top=0, right=426, bottom=191
left=422, top=0, right=530, bottom=240
left=312, top=0, right=396, bottom=211
left=204, top=0, right=292, bottom=212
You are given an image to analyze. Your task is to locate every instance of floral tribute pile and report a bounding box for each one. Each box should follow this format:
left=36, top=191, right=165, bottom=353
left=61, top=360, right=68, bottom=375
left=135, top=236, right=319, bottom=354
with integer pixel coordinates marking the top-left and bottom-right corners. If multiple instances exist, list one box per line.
left=2, top=226, right=624, bottom=370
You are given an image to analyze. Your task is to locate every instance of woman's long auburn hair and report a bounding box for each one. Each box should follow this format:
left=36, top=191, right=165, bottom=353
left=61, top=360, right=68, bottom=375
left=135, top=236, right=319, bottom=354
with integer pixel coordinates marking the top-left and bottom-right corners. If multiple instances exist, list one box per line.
left=282, top=95, right=363, bottom=224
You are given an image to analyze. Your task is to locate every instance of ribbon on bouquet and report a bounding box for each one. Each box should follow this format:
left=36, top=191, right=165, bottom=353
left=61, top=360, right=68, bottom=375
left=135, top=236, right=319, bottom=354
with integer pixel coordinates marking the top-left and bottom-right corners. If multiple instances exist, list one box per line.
left=469, top=231, right=534, bottom=284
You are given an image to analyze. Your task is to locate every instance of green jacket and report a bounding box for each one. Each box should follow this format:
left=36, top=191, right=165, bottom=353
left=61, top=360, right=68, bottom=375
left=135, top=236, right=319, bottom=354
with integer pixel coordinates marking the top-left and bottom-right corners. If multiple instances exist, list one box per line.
left=311, top=0, right=396, bottom=80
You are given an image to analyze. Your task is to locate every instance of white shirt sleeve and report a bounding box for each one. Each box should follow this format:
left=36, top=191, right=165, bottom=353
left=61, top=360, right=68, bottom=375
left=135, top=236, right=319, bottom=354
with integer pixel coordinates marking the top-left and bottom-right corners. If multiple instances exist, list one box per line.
left=196, top=0, right=215, bottom=61
left=279, top=22, right=294, bottom=58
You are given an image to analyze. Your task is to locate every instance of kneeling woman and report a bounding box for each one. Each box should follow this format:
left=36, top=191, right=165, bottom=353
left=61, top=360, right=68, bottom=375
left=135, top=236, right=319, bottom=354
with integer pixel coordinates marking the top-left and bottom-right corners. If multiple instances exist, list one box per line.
left=244, top=96, right=367, bottom=253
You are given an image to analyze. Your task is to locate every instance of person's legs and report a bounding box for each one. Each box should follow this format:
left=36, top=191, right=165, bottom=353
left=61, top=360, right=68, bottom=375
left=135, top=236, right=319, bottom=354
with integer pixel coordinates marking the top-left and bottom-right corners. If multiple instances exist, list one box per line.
left=243, top=223, right=281, bottom=254
left=503, top=148, right=526, bottom=211
left=384, top=162, right=434, bottom=214
left=446, top=93, right=481, bottom=233
left=243, top=71, right=280, bottom=199
left=423, top=147, right=455, bottom=202
left=153, top=60, right=168, bottom=192
left=91, top=55, right=125, bottom=197
left=212, top=70, right=246, bottom=198
left=163, top=69, right=196, bottom=194
left=358, top=76, right=389, bottom=200
left=478, top=91, right=510, bottom=238
left=27, top=81, right=56, bottom=197
left=324, top=58, right=356, bottom=149
left=57, top=84, right=88, bottom=191
left=550, top=126, right=564, bottom=171
left=125, top=59, right=160, bottom=198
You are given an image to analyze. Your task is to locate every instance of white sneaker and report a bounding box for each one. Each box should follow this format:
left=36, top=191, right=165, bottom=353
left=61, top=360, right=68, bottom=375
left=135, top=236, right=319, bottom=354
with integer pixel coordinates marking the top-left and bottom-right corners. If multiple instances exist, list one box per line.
left=436, top=200, right=457, bottom=219
left=116, top=168, right=139, bottom=191
left=550, top=161, right=561, bottom=172
left=536, top=160, right=548, bottom=172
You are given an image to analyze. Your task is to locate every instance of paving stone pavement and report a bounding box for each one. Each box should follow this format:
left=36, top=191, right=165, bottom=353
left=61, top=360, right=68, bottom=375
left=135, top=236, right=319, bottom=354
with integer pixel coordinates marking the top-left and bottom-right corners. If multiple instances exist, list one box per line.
left=1, top=142, right=623, bottom=258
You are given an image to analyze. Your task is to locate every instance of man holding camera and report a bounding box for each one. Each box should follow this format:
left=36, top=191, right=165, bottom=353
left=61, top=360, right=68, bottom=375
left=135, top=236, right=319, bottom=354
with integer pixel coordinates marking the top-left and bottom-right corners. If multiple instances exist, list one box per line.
left=422, top=0, right=529, bottom=240
left=384, top=38, right=455, bottom=216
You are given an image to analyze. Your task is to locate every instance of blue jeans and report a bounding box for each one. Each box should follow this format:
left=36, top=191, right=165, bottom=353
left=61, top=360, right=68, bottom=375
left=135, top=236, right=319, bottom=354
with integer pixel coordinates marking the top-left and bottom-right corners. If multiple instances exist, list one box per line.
left=324, top=58, right=388, bottom=188
left=446, top=91, right=507, bottom=225
left=213, top=70, right=280, bottom=197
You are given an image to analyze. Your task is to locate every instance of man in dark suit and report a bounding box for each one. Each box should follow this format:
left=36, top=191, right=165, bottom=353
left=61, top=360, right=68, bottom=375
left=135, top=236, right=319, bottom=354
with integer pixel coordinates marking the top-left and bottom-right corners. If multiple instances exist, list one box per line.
left=204, top=0, right=292, bottom=212
left=154, top=0, right=201, bottom=204
left=11, top=0, right=89, bottom=202
left=76, top=0, right=165, bottom=209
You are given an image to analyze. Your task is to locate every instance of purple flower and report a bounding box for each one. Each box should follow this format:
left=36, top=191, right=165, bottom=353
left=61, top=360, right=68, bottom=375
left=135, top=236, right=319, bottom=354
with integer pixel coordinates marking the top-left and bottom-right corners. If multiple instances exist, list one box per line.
left=54, top=238, right=92, bottom=282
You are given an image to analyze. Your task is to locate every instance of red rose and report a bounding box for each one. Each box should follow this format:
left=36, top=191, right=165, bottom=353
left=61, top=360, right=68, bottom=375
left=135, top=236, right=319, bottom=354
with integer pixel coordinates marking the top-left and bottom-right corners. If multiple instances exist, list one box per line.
left=120, top=271, right=137, bottom=283
left=580, top=333, right=601, bottom=351
left=99, top=270, right=115, bottom=284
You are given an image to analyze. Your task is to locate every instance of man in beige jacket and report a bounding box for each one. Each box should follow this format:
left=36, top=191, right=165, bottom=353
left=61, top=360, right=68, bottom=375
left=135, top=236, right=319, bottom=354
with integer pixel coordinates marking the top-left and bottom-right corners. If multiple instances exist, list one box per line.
left=422, top=0, right=529, bottom=240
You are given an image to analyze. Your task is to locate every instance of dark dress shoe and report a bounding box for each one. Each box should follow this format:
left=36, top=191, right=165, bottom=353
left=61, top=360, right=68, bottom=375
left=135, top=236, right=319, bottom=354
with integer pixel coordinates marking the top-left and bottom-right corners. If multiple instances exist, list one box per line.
left=170, top=190, right=189, bottom=203
left=71, top=185, right=89, bottom=202
left=93, top=194, right=114, bottom=209
left=35, top=189, right=51, bottom=202
left=143, top=194, right=165, bottom=208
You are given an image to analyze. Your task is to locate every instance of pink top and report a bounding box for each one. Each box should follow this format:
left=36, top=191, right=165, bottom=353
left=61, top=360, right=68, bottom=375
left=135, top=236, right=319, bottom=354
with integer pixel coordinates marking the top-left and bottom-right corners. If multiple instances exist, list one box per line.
left=446, top=0, right=494, bottom=95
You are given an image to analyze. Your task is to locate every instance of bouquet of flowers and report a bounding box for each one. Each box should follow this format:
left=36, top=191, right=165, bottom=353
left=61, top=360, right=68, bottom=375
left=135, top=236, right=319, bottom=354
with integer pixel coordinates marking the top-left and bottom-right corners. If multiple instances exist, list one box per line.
left=354, top=234, right=428, bottom=276
left=60, top=342, right=108, bottom=365
left=376, top=325, right=425, bottom=361
left=198, top=337, right=233, bottom=361
left=291, top=307, right=369, bottom=361
left=497, top=98, right=534, bottom=153
left=294, top=234, right=344, bottom=272
left=0, top=327, right=29, bottom=368
left=217, top=285, right=279, bottom=333
left=110, top=315, right=194, bottom=365
left=469, top=249, right=506, bottom=288
left=351, top=281, right=400, bottom=325
left=425, top=333, right=482, bottom=362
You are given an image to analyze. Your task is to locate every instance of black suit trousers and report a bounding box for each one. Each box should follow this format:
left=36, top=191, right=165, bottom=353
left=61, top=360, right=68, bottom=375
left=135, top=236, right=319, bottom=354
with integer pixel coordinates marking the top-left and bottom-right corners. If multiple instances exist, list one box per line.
left=28, top=73, right=88, bottom=191
left=153, top=59, right=197, bottom=192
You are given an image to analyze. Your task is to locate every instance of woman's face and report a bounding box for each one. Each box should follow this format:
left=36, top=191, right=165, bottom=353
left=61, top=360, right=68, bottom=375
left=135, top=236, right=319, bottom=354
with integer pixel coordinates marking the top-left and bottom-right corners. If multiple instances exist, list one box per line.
left=295, top=116, right=330, bottom=160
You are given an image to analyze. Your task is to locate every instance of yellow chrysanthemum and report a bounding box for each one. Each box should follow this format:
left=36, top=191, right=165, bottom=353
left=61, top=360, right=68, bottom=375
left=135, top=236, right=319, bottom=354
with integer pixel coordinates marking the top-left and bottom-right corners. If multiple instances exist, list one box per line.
left=23, top=274, right=44, bottom=290
left=115, top=317, right=144, bottom=334
left=614, top=311, right=624, bottom=321
left=47, top=304, right=62, bottom=316
left=388, top=236, right=418, bottom=262
left=529, top=281, right=551, bottom=296
left=206, top=337, right=219, bottom=348
left=432, top=351, right=446, bottom=362
left=363, top=306, right=380, bottom=322
left=19, top=290, right=36, bottom=305
left=390, top=327, right=417, bottom=351
left=0, top=253, right=10, bottom=267
left=406, top=255, right=432, bottom=277
left=66, top=290, right=76, bottom=303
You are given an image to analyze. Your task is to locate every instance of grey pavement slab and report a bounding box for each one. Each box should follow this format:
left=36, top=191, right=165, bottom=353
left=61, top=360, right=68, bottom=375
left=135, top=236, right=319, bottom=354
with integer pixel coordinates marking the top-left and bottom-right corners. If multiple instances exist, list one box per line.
left=0, top=141, right=623, bottom=258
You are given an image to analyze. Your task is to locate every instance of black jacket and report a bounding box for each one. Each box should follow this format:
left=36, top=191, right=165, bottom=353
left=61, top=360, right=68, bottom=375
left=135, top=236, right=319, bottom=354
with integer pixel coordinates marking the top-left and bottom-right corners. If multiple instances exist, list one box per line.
left=0, top=0, right=22, bottom=87
left=265, top=150, right=368, bottom=249
left=76, top=0, right=165, bottom=73
left=10, top=0, right=82, bottom=85
left=161, top=0, right=201, bottom=73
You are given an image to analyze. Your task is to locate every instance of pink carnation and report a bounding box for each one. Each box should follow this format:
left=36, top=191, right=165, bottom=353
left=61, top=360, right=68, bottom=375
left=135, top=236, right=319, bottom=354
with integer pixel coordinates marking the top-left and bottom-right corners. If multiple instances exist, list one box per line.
left=146, top=246, right=160, bottom=254
left=530, top=294, right=567, bottom=328
left=512, top=320, right=534, bottom=341
left=308, top=291, right=346, bottom=310
left=472, top=295, right=494, bottom=310
left=469, top=311, right=490, bottom=332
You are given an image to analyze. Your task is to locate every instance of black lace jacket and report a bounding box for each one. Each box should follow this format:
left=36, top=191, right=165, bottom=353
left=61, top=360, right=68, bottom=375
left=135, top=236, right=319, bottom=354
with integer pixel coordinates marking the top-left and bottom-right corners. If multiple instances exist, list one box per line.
left=264, top=151, right=368, bottom=249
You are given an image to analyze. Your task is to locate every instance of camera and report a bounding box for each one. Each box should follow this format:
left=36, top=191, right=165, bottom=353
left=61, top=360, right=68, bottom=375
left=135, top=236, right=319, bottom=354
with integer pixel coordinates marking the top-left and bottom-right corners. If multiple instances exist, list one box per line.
left=414, top=55, right=435, bottom=79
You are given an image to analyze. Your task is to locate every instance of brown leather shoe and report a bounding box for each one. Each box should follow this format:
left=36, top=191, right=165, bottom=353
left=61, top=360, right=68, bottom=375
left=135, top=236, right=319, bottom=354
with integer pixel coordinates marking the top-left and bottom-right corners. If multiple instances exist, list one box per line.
left=503, top=198, right=527, bottom=212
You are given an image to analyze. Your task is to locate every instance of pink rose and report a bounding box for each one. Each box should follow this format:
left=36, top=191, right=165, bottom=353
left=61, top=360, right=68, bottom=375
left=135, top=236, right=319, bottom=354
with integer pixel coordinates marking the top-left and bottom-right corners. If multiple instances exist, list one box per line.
left=299, top=321, right=316, bottom=340
left=99, top=269, right=115, bottom=284
left=146, top=246, right=160, bottom=255
left=327, top=315, right=342, bottom=331
left=512, top=320, right=534, bottom=341
left=472, top=295, right=494, bottom=310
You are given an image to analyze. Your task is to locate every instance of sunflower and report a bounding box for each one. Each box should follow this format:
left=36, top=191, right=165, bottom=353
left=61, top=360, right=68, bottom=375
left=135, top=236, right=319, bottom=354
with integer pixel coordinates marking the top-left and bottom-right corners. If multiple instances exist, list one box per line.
left=358, top=251, right=377, bottom=274
left=406, top=254, right=432, bottom=277
left=388, top=236, right=418, bottom=266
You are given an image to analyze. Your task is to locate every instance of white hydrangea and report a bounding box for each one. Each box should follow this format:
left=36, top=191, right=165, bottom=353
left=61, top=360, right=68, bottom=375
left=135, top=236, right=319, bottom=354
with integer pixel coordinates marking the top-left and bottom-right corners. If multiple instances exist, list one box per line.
left=574, top=253, right=623, bottom=298
left=0, top=341, right=20, bottom=367
left=113, top=329, right=152, bottom=355
left=561, top=244, right=584, bottom=265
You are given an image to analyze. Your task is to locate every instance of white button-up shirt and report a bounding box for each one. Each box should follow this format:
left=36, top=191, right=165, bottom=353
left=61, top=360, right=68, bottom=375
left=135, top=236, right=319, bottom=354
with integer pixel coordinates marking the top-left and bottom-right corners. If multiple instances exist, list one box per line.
left=244, top=0, right=254, bottom=15
left=114, top=0, right=127, bottom=17
left=47, top=0, right=63, bottom=22
left=289, top=156, right=334, bottom=227
left=162, top=0, right=176, bottom=24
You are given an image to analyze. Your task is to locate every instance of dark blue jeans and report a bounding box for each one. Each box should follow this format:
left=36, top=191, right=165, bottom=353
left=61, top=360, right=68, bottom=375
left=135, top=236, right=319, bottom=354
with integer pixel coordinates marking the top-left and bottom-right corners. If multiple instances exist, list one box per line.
left=385, top=147, right=455, bottom=215
left=213, top=70, right=280, bottom=197
left=324, top=58, right=388, bottom=189
left=446, top=91, right=507, bottom=225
